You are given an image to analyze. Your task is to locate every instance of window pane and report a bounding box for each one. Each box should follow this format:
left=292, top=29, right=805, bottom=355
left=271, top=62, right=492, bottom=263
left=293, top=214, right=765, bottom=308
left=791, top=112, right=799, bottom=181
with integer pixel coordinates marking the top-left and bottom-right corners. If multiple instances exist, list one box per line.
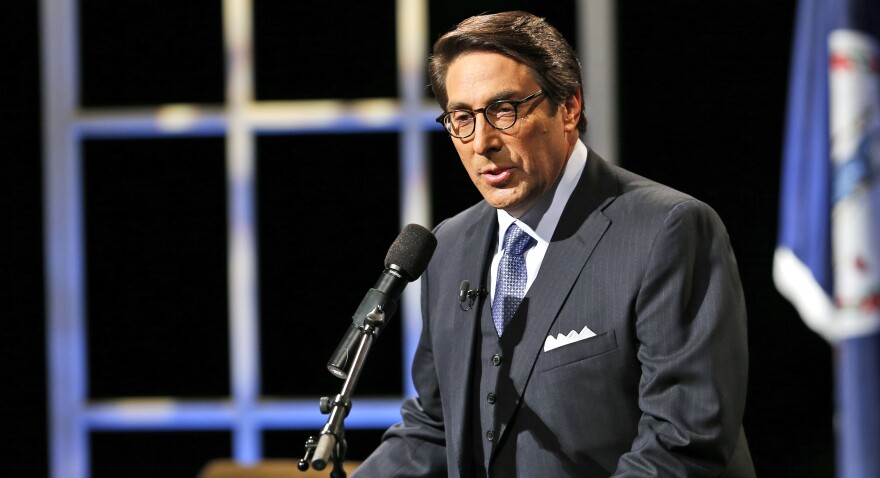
left=257, top=133, right=403, bottom=397
left=91, top=431, right=231, bottom=478
left=254, top=2, right=398, bottom=100
left=79, top=0, right=224, bottom=106
left=84, top=138, right=229, bottom=398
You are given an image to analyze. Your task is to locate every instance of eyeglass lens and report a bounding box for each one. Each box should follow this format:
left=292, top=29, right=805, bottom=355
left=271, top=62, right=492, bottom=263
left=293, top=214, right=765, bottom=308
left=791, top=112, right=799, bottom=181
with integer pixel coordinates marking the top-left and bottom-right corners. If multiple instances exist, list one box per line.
left=446, top=101, right=519, bottom=137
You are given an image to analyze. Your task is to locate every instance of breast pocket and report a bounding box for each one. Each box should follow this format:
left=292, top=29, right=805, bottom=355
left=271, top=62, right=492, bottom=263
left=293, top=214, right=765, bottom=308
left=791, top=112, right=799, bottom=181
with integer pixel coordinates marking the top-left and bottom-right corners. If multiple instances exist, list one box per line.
left=535, top=329, right=618, bottom=373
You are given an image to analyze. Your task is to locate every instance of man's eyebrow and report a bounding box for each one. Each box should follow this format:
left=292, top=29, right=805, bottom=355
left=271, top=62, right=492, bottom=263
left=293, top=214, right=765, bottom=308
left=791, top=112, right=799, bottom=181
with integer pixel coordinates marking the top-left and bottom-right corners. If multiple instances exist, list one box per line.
left=446, top=100, right=471, bottom=110
left=446, top=89, right=519, bottom=110
left=488, top=89, right=519, bottom=102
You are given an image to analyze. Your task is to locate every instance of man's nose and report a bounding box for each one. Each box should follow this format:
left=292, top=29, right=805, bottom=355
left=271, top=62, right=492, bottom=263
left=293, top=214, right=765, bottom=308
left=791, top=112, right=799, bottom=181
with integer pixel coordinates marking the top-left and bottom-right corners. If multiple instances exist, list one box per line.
left=471, top=114, right=502, bottom=156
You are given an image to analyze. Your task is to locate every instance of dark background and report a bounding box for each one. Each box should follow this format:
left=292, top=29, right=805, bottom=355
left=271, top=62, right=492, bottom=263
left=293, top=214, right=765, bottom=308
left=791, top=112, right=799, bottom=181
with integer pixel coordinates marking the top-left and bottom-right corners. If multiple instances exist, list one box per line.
left=3, top=1, right=835, bottom=477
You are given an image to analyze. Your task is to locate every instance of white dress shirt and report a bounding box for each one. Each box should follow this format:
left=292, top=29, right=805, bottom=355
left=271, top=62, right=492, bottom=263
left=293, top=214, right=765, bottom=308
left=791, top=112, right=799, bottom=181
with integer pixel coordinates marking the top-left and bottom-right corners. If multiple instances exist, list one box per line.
left=489, top=139, right=588, bottom=302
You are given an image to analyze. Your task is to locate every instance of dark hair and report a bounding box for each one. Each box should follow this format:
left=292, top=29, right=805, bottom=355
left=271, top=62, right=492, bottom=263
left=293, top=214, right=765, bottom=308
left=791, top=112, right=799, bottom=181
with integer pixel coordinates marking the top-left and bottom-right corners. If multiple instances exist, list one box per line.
left=428, top=11, right=588, bottom=134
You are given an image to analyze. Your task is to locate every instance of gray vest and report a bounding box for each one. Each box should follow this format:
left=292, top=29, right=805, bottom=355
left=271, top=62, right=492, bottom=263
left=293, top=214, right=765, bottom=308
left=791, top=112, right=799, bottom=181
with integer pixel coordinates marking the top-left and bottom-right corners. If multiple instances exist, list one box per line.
left=470, top=281, right=530, bottom=477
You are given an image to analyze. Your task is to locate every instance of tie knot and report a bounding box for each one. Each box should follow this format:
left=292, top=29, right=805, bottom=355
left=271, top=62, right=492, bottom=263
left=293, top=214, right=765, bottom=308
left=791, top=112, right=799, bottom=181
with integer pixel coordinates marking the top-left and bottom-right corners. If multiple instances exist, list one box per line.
left=503, top=223, right=535, bottom=256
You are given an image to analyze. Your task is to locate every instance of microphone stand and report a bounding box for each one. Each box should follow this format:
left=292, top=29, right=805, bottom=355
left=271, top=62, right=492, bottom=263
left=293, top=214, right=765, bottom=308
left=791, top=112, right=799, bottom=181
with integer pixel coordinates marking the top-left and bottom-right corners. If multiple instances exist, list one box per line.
left=299, top=307, right=386, bottom=477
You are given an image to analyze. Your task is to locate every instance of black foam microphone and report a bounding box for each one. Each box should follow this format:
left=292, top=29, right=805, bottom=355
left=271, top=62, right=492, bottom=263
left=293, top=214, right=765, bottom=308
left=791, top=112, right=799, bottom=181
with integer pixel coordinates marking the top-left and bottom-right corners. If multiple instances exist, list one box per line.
left=326, top=224, right=438, bottom=379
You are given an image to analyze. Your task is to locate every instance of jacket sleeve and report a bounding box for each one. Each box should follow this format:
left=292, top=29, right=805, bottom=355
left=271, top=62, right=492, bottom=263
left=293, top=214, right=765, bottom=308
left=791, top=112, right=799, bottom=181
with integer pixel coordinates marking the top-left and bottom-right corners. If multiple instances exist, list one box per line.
left=611, top=199, right=750, bottom=477
left=350, top=260, right=449, bottom=477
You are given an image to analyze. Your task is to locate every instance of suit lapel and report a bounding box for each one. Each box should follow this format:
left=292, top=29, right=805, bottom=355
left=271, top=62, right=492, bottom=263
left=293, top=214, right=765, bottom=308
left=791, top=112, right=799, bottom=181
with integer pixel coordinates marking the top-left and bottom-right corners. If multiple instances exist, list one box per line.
left=492, top=151, right=620, bottom=451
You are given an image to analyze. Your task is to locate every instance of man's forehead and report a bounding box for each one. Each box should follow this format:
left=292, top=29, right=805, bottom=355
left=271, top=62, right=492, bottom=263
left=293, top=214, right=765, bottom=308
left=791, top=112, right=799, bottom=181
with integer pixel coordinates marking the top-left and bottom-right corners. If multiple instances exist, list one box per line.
left=446, top=51, right=530, bottom=84
left=445, top=52, right=536, bottom=107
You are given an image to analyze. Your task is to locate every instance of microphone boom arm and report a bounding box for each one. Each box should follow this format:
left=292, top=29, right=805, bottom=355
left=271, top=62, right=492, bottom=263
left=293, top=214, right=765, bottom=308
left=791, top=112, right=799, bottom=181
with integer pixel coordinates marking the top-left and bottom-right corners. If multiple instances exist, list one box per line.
left=299, top=307, right=386, bottom=476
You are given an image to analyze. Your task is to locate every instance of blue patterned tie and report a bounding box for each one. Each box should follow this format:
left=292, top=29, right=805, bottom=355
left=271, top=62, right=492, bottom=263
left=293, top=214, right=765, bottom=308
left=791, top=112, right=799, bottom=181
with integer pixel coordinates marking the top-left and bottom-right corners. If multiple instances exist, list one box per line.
left=492, top=223, right=536, bottom=336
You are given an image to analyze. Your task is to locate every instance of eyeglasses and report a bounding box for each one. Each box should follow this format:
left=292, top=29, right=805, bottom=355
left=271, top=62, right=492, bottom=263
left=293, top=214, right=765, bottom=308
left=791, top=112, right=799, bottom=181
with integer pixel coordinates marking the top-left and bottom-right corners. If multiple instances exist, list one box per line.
left=436, top=90, right=544, bottom=139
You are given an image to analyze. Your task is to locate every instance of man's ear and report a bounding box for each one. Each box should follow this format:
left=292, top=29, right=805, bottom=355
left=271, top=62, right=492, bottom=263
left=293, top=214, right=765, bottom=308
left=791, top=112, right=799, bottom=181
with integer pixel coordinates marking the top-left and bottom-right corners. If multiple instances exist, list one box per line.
left=561, top=90, right=582, bottom=133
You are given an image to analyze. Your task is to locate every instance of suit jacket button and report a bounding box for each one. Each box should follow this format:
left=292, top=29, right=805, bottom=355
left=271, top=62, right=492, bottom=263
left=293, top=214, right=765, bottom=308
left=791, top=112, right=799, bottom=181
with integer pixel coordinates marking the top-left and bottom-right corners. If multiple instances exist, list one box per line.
left=491, top=354, right=503, bottom=366
left=486, top=429, right=495, bottom=442
left=487, top=392, right=497, bottom=404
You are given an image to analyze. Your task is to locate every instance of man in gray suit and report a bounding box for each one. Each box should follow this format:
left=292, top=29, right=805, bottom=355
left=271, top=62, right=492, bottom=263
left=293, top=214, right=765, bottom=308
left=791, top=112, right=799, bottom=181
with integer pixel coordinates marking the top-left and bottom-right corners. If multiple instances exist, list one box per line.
left=353, top=10, right=755, bottom=477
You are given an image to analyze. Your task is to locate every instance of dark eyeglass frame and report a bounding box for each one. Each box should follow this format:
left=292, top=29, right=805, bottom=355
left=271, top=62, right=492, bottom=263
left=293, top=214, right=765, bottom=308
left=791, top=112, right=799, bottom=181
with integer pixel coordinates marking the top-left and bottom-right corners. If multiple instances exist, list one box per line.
left=436, top=90, right=544, bottom=138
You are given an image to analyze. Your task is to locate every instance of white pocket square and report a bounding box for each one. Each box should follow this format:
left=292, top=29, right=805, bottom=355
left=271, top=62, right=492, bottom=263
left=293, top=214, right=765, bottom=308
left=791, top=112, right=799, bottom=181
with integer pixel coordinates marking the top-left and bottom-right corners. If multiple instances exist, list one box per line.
left=543, top=325, right=597, bottom=352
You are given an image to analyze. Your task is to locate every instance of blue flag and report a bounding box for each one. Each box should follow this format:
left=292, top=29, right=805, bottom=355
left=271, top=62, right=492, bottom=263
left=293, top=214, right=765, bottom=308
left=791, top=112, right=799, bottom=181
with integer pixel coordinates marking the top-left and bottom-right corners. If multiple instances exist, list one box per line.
left=774, top=0, right=880, bottom=476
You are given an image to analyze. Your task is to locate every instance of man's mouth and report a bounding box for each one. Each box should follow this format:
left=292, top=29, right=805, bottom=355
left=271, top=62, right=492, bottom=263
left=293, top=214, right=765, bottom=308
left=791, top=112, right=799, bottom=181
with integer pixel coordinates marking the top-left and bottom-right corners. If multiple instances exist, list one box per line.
left=481, top=166, right=513, bottom=185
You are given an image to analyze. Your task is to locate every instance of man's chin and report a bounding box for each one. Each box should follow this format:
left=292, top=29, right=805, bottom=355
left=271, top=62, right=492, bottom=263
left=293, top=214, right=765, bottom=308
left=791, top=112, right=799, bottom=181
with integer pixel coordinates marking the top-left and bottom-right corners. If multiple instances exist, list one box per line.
left=483, top=191, right=529, bottom=214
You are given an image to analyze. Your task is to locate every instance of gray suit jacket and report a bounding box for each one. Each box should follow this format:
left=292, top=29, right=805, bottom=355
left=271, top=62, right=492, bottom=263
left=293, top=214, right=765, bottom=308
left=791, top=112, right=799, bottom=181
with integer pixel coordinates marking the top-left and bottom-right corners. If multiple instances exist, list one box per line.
left=353, top=152, right=755, bottom=477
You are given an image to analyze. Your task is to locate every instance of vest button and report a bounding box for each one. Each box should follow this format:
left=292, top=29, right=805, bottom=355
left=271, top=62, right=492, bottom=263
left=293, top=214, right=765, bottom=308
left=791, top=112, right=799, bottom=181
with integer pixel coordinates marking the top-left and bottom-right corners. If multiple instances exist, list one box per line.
left=491, top=353, right=503, bottom=366
left=487, top=392, right=497, bottom=404
left=486, top=429, right=495, bottom=442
